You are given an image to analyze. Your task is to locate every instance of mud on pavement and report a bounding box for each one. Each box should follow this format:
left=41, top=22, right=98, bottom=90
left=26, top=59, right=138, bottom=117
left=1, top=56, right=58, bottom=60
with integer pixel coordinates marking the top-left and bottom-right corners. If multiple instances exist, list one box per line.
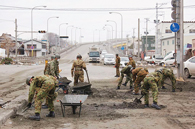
left=1, top=79, right=195, bottom=129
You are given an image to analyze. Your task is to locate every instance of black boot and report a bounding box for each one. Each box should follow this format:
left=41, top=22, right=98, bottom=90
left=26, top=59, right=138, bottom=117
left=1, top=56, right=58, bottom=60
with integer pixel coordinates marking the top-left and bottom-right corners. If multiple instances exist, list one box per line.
left=144, top=104, right=149, bottom=108
left=122, top=83, right=127, bottom=86
left=151, top=102, right=161, bottom=110
left=116, top=86, right=120, bottom=90
left=42, top=104, right=48, bottom=109
left=46, top=111, right=55, bottom=117
left=162, top=86, right=167, bottom=89
left=29, top=113, right=40, bottom=121
left=172, top=89, right=175, bottom=92
left=130, top=86, right=133, bottom=89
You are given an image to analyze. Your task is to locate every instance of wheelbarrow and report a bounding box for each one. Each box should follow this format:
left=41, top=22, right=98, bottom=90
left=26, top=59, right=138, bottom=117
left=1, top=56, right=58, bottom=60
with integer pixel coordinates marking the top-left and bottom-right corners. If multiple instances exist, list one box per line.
left=60, top=95, right=88, bottom=117
left=56, top=77, right=72, bottom=94
left=71, top=70, right=92, bottom=94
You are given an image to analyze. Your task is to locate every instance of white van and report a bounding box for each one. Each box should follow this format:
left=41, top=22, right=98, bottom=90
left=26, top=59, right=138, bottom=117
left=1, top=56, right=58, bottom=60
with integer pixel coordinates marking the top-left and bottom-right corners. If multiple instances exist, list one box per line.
left=160, top=51, right=175, bottom=66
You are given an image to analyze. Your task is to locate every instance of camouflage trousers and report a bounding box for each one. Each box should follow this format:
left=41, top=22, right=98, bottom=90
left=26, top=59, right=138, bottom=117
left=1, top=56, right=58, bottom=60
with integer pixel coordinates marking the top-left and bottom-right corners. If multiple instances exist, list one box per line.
left=124, top=73, right=133, bottom=87
left=161, top=77, right=176, bottom=90
left=116, top=67, right=120, bottom=77
left=118, top=73, right=132, bottom=87
left=142, top=77, right=159, bottom=104
left=74, top=73, right=84, bottom=86
left=134, top=76, right=145, bottom=94
left=34, top=84, right=56, bottom=114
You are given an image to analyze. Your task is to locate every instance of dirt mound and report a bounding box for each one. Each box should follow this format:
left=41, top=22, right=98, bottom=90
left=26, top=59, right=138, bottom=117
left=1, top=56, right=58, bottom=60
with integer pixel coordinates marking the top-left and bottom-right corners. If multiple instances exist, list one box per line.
left=59, top=77, right=71, bottom=83
left=112, top=101, right=145, bottom=109
left=75, top=82, right=91, bottom=87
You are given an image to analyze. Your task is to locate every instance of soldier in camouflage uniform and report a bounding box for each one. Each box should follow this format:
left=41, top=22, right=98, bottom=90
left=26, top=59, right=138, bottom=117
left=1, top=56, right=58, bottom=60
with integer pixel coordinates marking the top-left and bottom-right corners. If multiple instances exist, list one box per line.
left=123, top=55, right=136, bottom=87
left=132, top=67, right=149, bottom=95
left=117, top=65, right=133, bottom=89
left=141, top=70, right=163, bottom=110
left=26, top=75, right=59, bottom=121
left=115, top=54, right=120, bottom=77
left=44, top=55, right=55, bottom=75
left=155, top=68, right=176, bottom=92
left=71, top=55, right=87, bottom=86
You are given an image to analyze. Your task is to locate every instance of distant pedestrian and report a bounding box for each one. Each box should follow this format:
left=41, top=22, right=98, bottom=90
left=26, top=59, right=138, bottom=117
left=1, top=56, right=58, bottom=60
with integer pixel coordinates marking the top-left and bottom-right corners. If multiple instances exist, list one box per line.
left=115, top=54, right=120, bottom=77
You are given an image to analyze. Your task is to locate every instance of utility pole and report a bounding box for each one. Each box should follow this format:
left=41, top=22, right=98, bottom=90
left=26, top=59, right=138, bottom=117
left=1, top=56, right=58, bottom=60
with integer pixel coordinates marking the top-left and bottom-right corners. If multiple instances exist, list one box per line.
left=15, top=19, right=18, bottom=61
left=155, top=3, right=159, bottom=54
left=132, top=28, right=136, bottom=55
left=144, top=18, right=149, bottom=56
left=138, top=18, right=140, bottom=59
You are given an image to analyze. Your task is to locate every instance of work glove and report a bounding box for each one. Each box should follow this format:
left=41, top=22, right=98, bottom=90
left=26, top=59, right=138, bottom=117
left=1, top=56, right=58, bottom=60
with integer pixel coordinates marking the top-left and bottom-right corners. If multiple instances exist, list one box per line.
left=27, top=103, right=32, bottom=108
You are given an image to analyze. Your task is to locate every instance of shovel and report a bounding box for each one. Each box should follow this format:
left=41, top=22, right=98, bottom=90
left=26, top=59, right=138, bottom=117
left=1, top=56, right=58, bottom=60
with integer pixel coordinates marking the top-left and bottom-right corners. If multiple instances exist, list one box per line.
left=85, top=70, right=90, bottom=84
left=133, top=95, right=144, bottom=103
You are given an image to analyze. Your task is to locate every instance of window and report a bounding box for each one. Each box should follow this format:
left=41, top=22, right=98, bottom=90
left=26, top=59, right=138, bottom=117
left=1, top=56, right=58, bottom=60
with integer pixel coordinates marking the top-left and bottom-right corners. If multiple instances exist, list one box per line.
left=145, top=44, right=148, bottom=47
left=151, top=44, right=155, bottom=47
left=27, top=44, right=36, bottom=49
left=189, top=57, right=195, bottom=63
left=165, top=29, right=172, bottom=33
left=172, top=40, right=174, bottom=45
left=189, top=29, right=195, bottom=33
left=167, top=41, right=169, bottom=45
left=42, top=52, right=45, bottom=56
left=42, top=44, right=46, bottom=49
left=163, top=42, right=164, bottom=46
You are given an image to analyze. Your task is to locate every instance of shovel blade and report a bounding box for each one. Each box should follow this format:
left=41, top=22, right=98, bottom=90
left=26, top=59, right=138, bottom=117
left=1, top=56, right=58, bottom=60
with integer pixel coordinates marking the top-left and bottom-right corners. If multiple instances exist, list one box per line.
left=133, top=98, right=142, bottom=103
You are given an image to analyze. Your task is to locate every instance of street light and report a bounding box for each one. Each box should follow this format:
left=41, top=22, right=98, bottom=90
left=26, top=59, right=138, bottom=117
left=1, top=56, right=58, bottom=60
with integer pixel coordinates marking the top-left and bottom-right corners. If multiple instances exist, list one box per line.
left=59, top=23, right=68, bottom=48
left=66, top=25, right=73, bottom=44
left=47, top=16, right=59, bottom=55
left=75, top=27, right=78, bottom=45
left=71, top=27, right=76, bottom=45
left=105, top=24, right=113, bottom=42
left=31, top=5, right=46, bottom=57
left=107, top=20, right=117, bottom=43
left=109, top=12, right=123, bottom=43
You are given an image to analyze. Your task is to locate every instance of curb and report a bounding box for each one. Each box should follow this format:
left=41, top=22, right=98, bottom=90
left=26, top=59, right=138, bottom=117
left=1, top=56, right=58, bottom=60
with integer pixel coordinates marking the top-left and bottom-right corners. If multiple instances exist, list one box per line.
left=0, top=94, right=27, bottom=127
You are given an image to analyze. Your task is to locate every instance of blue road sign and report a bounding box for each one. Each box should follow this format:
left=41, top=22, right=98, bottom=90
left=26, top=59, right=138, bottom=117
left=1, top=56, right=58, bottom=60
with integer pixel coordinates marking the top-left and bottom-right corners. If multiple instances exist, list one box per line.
left=30, top=46, right=34, bottom=50
left=170, top=23, right=180, bottom=32
left=121, top=46, right=124, bottom=50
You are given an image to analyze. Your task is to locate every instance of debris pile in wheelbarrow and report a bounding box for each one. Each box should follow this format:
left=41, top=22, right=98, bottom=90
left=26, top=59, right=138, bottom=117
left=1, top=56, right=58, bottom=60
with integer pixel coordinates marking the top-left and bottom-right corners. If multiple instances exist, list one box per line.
left=72, top=82, right=92, bottom=94
left=56, top=77, right=72, bottom=94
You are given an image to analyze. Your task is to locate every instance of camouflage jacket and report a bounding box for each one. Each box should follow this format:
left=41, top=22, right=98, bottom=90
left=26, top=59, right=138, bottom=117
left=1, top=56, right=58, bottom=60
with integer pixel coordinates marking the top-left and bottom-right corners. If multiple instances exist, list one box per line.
left=146, top=72, right=163, bottom=87
left=49, top=60, right=59, bottom=77
left=28, top=75, right=58, bottom=103
left=71, top=59, right=86, bottom=75
left=115, top=56, right=120, bottom=67
left=127, top=59, right=136, bottom=68
left=44, top=61, right=51, bottom=75
left=121, top=66, right=132, bottom=75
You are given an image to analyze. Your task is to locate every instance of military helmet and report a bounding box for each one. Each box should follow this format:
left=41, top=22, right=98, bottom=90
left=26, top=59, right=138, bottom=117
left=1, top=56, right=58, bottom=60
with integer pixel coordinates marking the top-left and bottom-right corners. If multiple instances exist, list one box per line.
left=55, top=54, right=60, bottom=59
left=128, top=55, right=133, bottom=58
left=156, top=69, right=163, bottom=74
left=26, top=76, right=34, bottom=85
left=128, top=65, right=132, bottom=68
left=77, top=54, right=82, bottom=59
left=144, top=68, right=148, bottom=72
left=51, top=55, right=55, bottom=59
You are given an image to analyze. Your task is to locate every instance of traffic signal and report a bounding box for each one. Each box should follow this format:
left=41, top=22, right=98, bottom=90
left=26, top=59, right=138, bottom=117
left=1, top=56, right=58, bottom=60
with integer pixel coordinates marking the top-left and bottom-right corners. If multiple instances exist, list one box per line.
left=171, top=0, right=176, bottom=23
left=38, top=30, right=46, bottom=33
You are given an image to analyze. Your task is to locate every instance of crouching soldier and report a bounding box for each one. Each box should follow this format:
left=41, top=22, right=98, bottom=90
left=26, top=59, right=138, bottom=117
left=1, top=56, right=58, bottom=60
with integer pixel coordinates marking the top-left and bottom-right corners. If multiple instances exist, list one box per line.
left=155, top=68, right=176, bottom=92
left=132, top=67, right=149, bottom=95
left=26, top=75, right=58, bottom=121
left=141, top=70, right=163, bottom=110
left=117, top=65, right=133, bottom=90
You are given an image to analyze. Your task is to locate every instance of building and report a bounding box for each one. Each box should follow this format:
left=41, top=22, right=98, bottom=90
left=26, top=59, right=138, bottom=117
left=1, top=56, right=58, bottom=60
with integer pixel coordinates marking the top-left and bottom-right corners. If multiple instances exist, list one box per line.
left=157, top=21, right=195, bottom=55
left=141, top=35, right=155, bottom=55
left=23, top=39, right=47, bottom=57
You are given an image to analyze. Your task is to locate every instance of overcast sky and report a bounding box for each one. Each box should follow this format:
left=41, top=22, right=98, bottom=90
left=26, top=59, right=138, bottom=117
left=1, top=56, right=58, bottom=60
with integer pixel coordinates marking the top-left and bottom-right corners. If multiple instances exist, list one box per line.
left=0, top=0, right=195, bottom=43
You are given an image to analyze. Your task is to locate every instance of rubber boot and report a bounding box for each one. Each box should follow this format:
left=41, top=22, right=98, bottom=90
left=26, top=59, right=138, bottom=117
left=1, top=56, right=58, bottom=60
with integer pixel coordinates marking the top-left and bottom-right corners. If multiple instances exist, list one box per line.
left=116, top=86, right=120, bottom=90
left=29, top=113, right=40, bottom=121
left=46, top=111, right=55, bottom=117
left=42, top=104, right=48, bottom=109
left=172, top=89, right=175, bottom=92
left=151, top=102, right=161, bottom=110
left=130, top=86, right=133, bottom=89
left=162, top=86, right=167, bottom=89
left=144, top=104, right=149, bottom=108
left=122, top=83, right=127, bottom=86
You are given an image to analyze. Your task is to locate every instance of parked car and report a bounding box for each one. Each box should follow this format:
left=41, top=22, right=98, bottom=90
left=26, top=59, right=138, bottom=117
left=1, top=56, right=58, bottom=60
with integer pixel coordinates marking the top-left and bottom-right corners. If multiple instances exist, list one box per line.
left=103, top=54, right=115, bottom=65
left=160, top=51, right=175, bottom=66
left=145, top=54, right=164, bottom=65
left=163, top=57, right=175, bottom=66
left=120, top=57, right=129, bottom=68
left=184, top=56, right=195, bottom=78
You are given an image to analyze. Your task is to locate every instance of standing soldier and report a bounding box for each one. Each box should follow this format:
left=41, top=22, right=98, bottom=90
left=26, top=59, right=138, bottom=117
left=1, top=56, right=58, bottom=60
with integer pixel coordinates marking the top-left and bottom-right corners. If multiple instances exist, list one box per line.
left=122, top=55, right=136, bottom=88
left=117, top=65, right=133, bottom=89
left=141, top=70, right=163, bottom=110
left=132, top=67, right=149, bottom=95
left=115, top=54, right=120, bottom=77
left=155, top=68, right=176, bottom=92
left=71, top=55, right=87, bottom=86
left=44, top=55, right=55, bottom=75
left=25, top=75, right=58, bottom=121
left=47, top=55, right=60, bottom=79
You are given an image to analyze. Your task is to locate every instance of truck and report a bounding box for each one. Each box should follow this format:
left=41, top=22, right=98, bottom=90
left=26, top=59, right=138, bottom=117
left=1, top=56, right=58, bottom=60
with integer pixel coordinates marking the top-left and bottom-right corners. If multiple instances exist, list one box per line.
left=88, top=46, right=100, bottom=63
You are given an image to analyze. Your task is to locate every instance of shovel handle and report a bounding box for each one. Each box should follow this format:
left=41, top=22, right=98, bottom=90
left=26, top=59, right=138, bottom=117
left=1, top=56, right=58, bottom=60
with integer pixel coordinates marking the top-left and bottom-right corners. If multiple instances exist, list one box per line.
left=85, top=70, right=90, bottom=84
